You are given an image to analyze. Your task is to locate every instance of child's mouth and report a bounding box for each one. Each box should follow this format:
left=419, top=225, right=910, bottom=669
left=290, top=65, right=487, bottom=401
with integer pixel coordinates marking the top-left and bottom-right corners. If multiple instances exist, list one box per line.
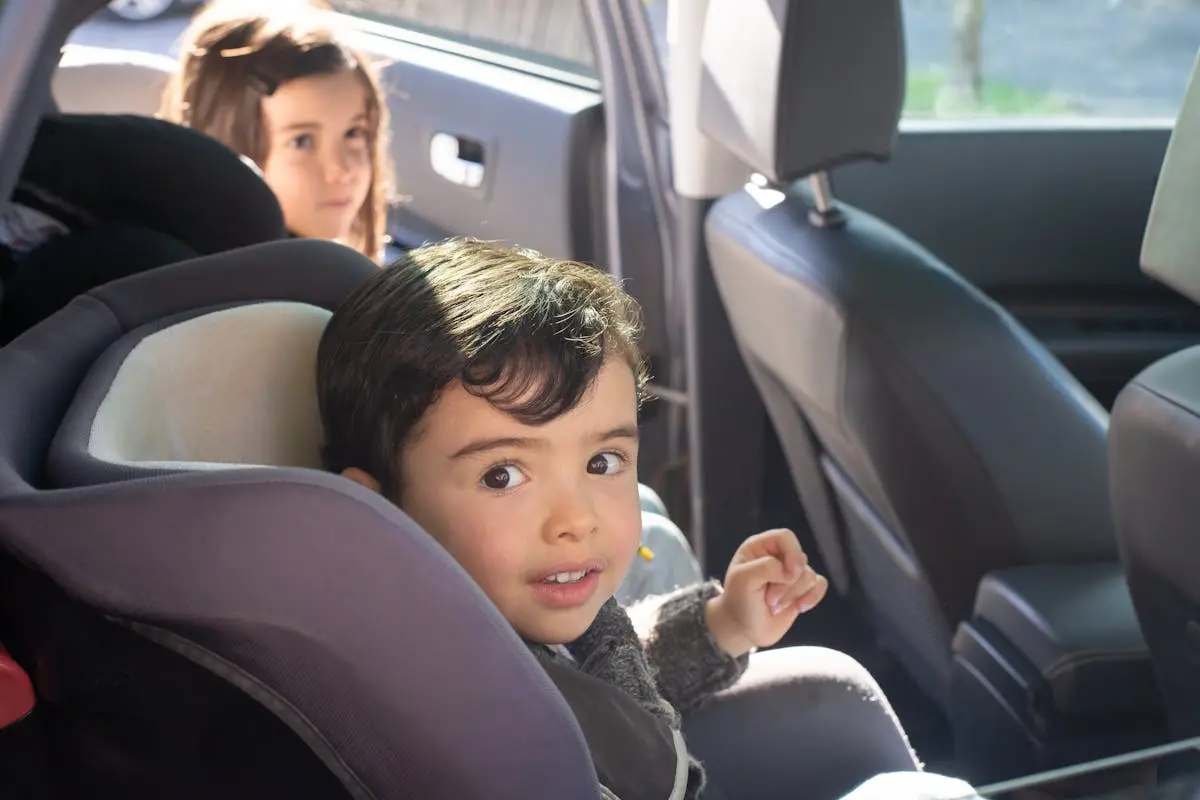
left=542, top=569, right=591, bottom=585
left=530, top=563, right=604, bottom=608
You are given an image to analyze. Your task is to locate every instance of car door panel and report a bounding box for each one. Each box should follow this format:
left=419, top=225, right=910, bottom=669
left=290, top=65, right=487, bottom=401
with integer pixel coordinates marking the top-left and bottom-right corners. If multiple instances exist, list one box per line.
left=355, top=33, right=604, bottom=263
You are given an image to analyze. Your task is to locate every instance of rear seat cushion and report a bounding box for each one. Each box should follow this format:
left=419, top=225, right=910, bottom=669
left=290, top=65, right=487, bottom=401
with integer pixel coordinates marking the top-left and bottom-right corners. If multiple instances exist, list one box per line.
left=972, top=563, right=1157, bottom=719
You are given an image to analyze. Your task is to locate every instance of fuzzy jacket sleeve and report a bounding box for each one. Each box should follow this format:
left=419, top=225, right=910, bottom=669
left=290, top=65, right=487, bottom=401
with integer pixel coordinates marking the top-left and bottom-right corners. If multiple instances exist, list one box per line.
left=625, top=580, right=749, bottom=713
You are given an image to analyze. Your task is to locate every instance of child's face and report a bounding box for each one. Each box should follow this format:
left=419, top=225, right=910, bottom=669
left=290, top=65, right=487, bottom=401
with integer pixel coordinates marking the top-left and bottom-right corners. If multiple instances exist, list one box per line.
left=259, top=69, right=372, bottom=245
left=393, top=358, right=643, bottom=644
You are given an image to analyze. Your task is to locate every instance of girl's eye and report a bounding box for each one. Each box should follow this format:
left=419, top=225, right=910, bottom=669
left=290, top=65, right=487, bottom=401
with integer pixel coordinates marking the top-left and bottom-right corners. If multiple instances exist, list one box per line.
left=346, top=125, right=369, bottom=141
left=288, top=133, right=315, bottom=150
left=481, top=465, right=525, bottom=491
left=587, top=452, right=625, bottom=476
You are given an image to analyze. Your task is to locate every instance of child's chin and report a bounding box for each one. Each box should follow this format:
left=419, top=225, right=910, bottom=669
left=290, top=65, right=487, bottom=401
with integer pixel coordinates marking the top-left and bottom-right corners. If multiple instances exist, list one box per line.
left=523, top=609, right=601, bottom=646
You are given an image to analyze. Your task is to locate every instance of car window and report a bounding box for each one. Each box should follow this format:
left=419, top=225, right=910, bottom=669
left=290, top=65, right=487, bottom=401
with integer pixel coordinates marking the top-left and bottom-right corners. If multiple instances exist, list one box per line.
left=329, top=0, right=598, bottom=77
left=901, top=0, right=1200, bottom=120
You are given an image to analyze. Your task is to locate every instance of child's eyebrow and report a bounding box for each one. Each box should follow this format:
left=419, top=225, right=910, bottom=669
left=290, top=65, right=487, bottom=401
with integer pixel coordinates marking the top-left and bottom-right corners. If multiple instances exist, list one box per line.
left=449, top=426, right=638, bottom=460
left=450, top=436, right=539, bottom=460
left=593, top=425, right=640, bottom=443
left=280, top=121, right=320, bottom=132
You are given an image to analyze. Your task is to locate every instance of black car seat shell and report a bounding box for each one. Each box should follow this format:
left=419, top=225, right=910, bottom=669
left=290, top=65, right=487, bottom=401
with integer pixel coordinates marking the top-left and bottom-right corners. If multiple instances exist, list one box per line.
left=0, top=239, right=600, bottom=798
left=1110, top=51, right=1200, bottom=746
left=696, top=0, right=1160, bottom=781
left=0, top=113, right=286, bottom=343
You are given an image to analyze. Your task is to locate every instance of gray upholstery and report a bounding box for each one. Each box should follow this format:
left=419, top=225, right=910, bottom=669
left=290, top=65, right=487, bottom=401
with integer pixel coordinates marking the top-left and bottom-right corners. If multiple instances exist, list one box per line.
left=698, top=0, right=1127, bottom=710
left=1141, top=47, right=1200, bottom=306
left=971, top=564, right=1153, bottom=719
left=697, top=0, right=904, bottom=184
left=1111, top=347, right=1200, bottom=740
left=685, top=647, right=918, bottom=800
left=0, top=239, right=600, bottom=798
left=1110, top=49, right=1200, bottom=743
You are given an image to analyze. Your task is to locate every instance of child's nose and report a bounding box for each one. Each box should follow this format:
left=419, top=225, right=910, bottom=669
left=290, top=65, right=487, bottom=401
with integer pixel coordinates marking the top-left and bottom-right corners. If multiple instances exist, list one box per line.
left=545, top=491, right=599, bottom=542
left=324, top=151, right=355, bottom=184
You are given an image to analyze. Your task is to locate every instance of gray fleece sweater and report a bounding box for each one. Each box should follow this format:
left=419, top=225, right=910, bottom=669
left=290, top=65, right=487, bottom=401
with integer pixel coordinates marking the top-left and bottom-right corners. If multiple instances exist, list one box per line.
left=528, top=580, right=749, bottom=799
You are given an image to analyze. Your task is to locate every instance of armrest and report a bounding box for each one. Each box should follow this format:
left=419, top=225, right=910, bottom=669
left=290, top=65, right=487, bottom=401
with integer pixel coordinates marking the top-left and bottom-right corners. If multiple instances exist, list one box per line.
left=971, top=563, right=1153, bottom=717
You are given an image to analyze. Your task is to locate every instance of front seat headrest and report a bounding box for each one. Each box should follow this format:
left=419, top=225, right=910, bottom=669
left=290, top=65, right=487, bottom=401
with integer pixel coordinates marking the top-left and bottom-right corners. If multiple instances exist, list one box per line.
left=697, top=0, right=905, bottom=184
left=1141, top=51, right=1200, bottom=304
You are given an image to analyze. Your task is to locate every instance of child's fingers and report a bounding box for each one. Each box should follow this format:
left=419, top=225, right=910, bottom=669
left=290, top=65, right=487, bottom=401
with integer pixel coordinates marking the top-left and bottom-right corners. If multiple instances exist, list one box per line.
left=737, top=529, right=807, bottom=577
left=769, top=569, right=827, bottom=615
left=764, top=564, right=819, bottom=611
left=730, top=554, right=790, bottom=592
left=791, top=575, right=829, bottom=614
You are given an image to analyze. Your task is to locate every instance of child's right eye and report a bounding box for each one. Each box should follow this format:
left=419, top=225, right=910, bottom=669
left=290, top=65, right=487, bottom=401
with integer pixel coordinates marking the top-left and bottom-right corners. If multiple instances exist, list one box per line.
left=287, top=133, right=315, bottom=150
left=481, top=465, right=525, bottom=491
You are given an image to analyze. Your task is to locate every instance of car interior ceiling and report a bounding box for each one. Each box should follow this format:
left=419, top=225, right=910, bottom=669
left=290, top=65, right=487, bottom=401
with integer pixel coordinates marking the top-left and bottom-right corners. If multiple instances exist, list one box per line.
left=4, top=0, right=1200, bottom=798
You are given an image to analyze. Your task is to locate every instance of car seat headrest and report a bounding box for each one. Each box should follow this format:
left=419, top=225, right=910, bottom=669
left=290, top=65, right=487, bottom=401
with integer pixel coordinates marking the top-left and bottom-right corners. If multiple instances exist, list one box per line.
left=53, top=44, right=176, bottom=116
left=697, top=0, right=905, bottom=184
left=85, top=302, right=331, bottom=472
left=12, top=113, right=284, bottom=257
left=37, top=239, right=377, bottom=489
left=1142, top=51, right=1200, bottom=304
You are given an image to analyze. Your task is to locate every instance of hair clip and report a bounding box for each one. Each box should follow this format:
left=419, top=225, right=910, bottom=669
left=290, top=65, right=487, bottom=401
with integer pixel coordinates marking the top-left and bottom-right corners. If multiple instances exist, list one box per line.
left=246, top=71, right=278, bottom=96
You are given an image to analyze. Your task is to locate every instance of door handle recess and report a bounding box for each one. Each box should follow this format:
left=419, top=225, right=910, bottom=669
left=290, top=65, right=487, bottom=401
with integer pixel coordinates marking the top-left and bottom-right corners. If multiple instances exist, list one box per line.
left=430, top=132, right=485, bottom=188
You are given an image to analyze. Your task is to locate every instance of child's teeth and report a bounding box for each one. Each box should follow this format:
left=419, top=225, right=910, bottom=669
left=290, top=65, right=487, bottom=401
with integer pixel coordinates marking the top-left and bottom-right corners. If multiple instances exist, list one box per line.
left=547, top=570, right=587, bottom=584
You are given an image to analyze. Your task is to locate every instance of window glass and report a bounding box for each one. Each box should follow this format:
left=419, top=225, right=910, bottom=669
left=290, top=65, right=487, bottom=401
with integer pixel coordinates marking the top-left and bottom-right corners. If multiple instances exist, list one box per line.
left=330, top=0, right=596, bottom=76
left=901, top=0, right=1200, bottom=120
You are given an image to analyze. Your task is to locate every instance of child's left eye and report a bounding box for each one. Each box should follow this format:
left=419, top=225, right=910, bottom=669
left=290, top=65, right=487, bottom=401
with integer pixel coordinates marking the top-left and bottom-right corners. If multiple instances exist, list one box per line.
left=587, top=452, right=624, bottom=475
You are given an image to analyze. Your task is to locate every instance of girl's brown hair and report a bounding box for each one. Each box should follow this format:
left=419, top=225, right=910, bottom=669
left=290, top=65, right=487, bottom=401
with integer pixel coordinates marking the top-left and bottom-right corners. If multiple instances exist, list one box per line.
left=161, top=0, right=394, bottom=260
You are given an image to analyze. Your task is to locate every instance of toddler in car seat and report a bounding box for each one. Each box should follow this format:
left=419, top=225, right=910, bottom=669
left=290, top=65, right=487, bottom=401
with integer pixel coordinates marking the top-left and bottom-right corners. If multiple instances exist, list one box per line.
left=160, top=0, right=395, bottom=263
left=312, top=237, right=862, bottom=799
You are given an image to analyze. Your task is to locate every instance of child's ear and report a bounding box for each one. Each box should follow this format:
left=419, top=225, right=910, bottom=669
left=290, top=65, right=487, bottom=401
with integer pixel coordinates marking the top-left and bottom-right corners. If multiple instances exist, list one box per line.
left=341, top=467, right=382, bottom=494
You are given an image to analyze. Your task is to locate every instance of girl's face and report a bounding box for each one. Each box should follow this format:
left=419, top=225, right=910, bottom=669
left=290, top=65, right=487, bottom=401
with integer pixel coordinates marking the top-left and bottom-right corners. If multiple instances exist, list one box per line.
left=259, top=69, right=373, bottom=245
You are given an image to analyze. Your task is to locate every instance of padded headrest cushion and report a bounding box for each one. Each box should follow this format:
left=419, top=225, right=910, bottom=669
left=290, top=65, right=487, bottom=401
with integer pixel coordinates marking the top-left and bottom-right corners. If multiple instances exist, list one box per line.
left=53, top=44, right=176, bottom=116
left=698, top=0, right=905, bottom=183
left=87, top=302, right=331, bottom=471
left=16, top=113, right=284, bottom=255
left=1142, top=51, right=1200, bottom=303
left=38, top=238, right=380, bottom=490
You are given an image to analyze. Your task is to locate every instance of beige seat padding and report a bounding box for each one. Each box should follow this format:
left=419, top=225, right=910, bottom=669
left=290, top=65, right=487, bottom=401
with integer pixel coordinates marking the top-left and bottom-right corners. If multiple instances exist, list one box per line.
left=89, top=302, right=332, bottom=470
left=54, top=44, right=177, bottom=116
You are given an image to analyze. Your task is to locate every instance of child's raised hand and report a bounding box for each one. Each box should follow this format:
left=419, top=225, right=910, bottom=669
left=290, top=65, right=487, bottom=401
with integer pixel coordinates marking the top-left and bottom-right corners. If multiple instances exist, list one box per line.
left=704, top=529, right=829, bottom=658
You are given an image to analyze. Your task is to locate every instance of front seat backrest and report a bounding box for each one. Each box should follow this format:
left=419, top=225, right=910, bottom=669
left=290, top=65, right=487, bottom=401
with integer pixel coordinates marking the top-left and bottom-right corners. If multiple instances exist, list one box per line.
left=699, top=0, right=1114, bottom=704
left=1110, top=51, right=1200, bottom=741
left=0, top=239, right=599, bottom=798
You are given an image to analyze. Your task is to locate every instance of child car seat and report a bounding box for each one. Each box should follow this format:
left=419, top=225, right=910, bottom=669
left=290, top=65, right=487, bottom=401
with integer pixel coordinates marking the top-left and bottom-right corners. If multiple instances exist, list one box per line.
left=0, top=238, right=599, bottom=798
left=0, top=113, right=286, bottom=343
